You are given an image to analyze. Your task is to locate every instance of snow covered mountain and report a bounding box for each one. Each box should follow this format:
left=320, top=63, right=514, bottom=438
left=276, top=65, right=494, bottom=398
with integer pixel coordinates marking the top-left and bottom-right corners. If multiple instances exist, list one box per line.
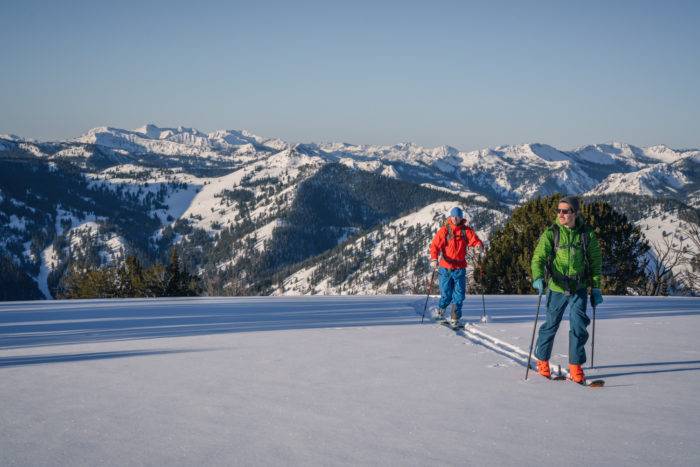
left=586, top=152, right=699, bottom=201
left=278, top=202, right=506, bottom=296
left=4, top=124, right=697, bottom=204
left=1, top=123, right=698, bottom=299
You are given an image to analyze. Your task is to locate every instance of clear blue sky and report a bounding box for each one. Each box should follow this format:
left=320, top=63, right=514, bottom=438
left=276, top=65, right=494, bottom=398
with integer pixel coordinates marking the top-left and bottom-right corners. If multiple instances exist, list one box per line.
left=1, top=0, right=698, bottom=150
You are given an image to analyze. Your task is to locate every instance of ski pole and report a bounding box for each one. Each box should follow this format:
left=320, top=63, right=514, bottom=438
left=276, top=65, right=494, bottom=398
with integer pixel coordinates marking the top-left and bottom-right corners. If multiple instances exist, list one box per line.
left=590, top=302, right=597, bottom=369
left=479, top=267, right=488, bottom=322
left=421, top=268, right=437, bottom=324
left=525, top=291, right=544, bottom=380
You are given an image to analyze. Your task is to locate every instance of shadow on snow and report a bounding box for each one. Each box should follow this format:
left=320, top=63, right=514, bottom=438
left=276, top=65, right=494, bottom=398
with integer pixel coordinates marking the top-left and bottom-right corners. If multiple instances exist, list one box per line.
left=0, top=296, right=420, bottom=350
left=0, top=348, right=216, bottom=368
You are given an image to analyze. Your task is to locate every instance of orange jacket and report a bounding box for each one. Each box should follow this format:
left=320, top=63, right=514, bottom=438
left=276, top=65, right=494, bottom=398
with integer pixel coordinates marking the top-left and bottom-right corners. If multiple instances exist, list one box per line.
left=429, top=219, right=483, bottom=269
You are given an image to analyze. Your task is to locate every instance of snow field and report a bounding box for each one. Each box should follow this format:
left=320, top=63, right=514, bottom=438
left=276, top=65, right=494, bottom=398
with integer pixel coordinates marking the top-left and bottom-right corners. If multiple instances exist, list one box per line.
left=1, top=295, right=698, bottom=466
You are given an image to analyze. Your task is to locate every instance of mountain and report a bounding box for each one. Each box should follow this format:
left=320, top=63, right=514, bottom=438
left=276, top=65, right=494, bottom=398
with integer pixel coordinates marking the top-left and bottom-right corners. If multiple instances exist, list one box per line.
left=1, top=124, right=698, bottom=299
left=586, top=153, right=700, bottom=201
left=277, top=201, right=506, bottom=296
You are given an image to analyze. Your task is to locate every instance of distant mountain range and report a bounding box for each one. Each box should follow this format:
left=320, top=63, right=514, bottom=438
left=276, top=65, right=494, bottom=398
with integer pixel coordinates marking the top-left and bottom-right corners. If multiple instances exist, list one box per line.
left=1, top=124, right=698, bottom=299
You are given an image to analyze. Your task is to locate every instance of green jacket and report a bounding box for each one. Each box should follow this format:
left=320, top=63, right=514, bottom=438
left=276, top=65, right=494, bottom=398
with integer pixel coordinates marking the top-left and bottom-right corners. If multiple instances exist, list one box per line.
left=531, top=217, right=602, bottom=293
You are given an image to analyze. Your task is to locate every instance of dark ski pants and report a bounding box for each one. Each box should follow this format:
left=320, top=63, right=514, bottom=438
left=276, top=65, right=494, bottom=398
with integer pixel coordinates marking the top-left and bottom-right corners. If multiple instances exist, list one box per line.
left=438, top=267, right=466, bottom=319
left=534, top=289, right=590, bottom=365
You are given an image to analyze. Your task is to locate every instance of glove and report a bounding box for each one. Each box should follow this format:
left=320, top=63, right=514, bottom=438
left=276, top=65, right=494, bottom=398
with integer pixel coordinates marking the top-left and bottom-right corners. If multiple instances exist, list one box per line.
left=430, top=259, right=438, bottom=270
left=591, top=288, right=604, bottom=307
left=532, top=278, right=545, bottom=295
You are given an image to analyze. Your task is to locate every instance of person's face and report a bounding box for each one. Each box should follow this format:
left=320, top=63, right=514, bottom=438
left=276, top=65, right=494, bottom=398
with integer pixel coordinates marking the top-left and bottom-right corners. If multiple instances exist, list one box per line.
left=557, top=202, right=576, bottom=227
left=451, top=215, right=463, bottom=224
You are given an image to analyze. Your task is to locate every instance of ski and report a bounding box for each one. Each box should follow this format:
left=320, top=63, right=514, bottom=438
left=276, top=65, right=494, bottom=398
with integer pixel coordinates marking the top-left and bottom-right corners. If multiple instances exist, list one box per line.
left=435, top=318, right=462, bottom=331
left=578, top=379, right=605, bottom=388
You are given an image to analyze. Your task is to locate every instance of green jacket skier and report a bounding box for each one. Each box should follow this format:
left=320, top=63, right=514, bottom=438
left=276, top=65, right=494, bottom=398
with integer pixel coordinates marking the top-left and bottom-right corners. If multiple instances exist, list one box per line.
left=530, top=196, right=603, bottom=383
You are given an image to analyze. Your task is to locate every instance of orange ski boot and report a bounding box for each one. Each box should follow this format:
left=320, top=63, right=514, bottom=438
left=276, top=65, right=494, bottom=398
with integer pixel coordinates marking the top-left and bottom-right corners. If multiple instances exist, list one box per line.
left=568, top=364, right=585, bottom=384
left=536, top=360, right=551, bottom=378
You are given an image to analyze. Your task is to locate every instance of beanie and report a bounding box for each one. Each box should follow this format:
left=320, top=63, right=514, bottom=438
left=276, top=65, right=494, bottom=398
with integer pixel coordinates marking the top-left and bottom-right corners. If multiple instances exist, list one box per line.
left=559, top=196, right=580, bottom=213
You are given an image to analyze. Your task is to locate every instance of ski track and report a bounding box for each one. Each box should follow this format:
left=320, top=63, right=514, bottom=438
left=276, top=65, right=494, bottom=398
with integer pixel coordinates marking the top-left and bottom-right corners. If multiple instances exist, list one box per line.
left=415, top=298, right=570, bottom=377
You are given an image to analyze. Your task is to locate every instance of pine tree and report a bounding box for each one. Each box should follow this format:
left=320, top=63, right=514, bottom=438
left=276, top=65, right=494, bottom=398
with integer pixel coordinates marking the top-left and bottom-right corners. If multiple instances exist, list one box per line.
left=164, top=249, right=200, bottom=297
left=165, top=249, right=183, bottom=296
left=579, top=201, right=649, bottom=294
left=478, top=195, right=650, bottom=295
left=479, top=196, right=555, bottom=294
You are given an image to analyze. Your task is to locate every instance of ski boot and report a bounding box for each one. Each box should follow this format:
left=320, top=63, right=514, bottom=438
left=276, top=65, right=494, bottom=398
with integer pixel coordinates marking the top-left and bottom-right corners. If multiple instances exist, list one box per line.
left=536, top=360, right=551, bottom=378
left=449, top=304, right=460, bottom=328
left=568, top=364, right=586, bottom=384
left=434, top=308, right=445, bottom=321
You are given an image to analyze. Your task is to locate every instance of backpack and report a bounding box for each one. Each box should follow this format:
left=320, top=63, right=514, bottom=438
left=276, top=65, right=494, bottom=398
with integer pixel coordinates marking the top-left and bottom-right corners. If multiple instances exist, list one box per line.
left=545, top=223, right=593, bottom=290
left=444, top=220, right=467, bottom=242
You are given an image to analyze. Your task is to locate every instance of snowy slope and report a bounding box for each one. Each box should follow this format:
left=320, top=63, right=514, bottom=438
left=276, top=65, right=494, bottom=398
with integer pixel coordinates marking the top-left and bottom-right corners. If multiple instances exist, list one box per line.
left=572, top=142, right=685, bottom=167
left=587, top=152, right=700, bottom=203
left=74, top=125, right=287, bottom=158
left=636, top=210, right=697, bottom=281
left=1, top=296, right=698, bottom=466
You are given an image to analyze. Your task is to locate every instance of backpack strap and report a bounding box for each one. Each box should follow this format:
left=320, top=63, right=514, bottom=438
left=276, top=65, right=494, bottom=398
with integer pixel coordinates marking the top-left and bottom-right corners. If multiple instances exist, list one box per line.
left=445, top=222, right=467, bottom=242
left=546, top=223, right=594, bottom=290
left=581, top=225, right=592, bottom=287
left=545, top=224, right=559, bottom=280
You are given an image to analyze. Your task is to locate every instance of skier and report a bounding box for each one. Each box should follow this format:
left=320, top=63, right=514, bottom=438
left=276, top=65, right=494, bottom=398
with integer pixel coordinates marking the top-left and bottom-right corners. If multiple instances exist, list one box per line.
left=429, top=207, right=484, bottom=327
left=530, top=196, right=603, bottom=383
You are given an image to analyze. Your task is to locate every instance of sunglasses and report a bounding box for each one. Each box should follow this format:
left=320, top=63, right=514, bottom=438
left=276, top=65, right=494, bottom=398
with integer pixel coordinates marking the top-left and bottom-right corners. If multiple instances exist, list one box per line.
left=556, top=209, right=573, bottom=215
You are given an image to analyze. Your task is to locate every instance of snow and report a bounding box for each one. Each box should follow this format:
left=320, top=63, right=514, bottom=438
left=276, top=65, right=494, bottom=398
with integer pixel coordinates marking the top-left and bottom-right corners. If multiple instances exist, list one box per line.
left=35, top=245, right=58, bottom=299
left=588, top=162, right=690, bottom=198
left=419, top=182, right=486, bottom=201
left=636, top=211, right=697, bottom=279
left=0, top=295, right=698, bottom=466
left=67, top=222, right=126, bottom=265
left=573, top=143, right=683, bottom=167
left=18, top=142, right=46, bottom=158
left=52, top=146, right=94, bottom=158
left=8, top=215, right=27, bottom=231
left=54, top=209, right=103, bottom=236
left=16, top=123, right=698, bottom=207
left=176, top=150, right=319, bottom=232
left=252, top=219, right=286, bottom=252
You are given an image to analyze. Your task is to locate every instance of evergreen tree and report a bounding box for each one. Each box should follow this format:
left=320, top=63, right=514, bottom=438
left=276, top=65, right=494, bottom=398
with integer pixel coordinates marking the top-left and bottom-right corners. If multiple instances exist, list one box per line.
left=579, top=201, right=649, bottom=294
left=0, top=255, right=44, bottom=301
left=478, top=194, right=649, bottom=295
left=164, top=249, right=200, bottom=297
left=59, top=251, right=201, bottom=298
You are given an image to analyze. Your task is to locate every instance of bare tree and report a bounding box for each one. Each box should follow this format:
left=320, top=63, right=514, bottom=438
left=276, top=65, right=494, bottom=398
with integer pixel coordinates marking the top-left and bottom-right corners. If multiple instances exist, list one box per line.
left=676, top=224, right=700, bottom=294
left=645, top=234, right=687, bottom=296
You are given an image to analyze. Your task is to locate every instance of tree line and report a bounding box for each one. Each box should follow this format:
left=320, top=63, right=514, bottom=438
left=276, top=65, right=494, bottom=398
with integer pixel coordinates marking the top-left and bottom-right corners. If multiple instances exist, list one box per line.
left=59, top=250, right=200, bottom=299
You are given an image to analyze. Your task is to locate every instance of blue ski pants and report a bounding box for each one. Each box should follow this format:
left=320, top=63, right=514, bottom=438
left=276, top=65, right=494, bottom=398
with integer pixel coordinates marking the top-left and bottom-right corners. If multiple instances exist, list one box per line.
left=534, top=289, right=590, bottom=365
left=438, top=267, right=467, bottom=319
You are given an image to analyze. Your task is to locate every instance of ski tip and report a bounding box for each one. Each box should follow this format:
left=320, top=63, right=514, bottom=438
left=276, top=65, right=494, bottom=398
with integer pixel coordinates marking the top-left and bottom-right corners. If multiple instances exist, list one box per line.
left=573, top=379, right=605, bottom=388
